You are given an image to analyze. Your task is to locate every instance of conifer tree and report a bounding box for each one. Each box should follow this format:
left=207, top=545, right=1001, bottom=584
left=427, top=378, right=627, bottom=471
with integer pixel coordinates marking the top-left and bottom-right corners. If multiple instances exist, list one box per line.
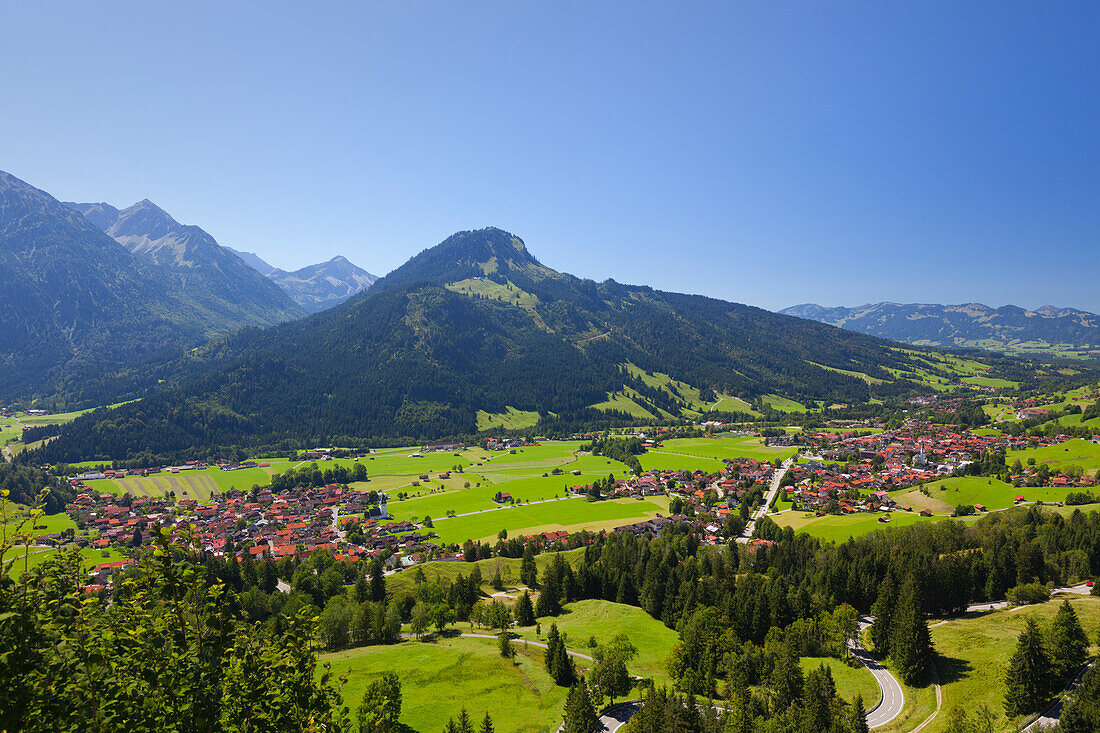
left=545, top=624, right=561, bottom=676
left=852, top=694, right=869, bottom=733
left=521, top=544, right=538, bottom=588
left=478, top=712, right=495, bottom=733
left=870, top=573, right=897, bottom=656
left=562, top=677, right=600, bottom=733
left=890, top=574, right=933, bottom=685
left=1048, top=599, right=1089, bottom=684
left=1003, top=617, right=1052, bottom=718
left=515, top=590, right=535, bottom=626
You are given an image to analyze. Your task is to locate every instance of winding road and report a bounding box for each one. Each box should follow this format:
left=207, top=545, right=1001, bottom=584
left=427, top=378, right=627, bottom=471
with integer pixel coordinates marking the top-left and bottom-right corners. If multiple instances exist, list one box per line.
left=850, top=618, right=906, bottom=728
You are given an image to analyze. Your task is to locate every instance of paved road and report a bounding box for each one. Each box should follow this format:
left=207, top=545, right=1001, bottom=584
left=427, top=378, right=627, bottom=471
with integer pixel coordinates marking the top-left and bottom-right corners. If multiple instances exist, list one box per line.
left=850, top=618, right=906, bottom=728
left=736, top=457, right=793, bottom=544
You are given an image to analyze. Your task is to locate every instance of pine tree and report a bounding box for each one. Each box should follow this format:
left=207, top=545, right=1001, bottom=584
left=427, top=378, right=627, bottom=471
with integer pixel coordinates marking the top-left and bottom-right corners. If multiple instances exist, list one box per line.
left=1048, top=599, right=1089, bottom=684
left=870, top=573, right=897, bottom=656
left=455, top=708, right=473, bottom=733
left=515, top=590, right=535, bottom=626
left=370, top=559, right=386, bottom=602
left=851, top=694, right=869, bottom=733
left=562, top=677, right=600, bottom=733
left=478, top=712, right=495, bottom=733
left=890, top=574, right=933, bottom=685
left=553, top=638, right=576, bottom=686
left=521, top=544, right=538, bottom=587
left=545, top=624, right=561, bottom=676
left=1003, top=617, right=1052, bottom=718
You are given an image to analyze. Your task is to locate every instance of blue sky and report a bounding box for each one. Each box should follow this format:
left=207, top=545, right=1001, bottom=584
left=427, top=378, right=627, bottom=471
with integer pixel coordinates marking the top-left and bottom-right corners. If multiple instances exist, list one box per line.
left=3, top=1, right=1097, bottom=311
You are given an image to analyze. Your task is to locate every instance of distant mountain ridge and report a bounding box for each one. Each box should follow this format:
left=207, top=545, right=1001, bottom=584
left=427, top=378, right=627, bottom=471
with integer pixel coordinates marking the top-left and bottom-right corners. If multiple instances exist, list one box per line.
left=64, top=199, right=304, bottom=328
left=225, top=247, right=377, bottom=312
left=780, top=302, right=1100, bottom=354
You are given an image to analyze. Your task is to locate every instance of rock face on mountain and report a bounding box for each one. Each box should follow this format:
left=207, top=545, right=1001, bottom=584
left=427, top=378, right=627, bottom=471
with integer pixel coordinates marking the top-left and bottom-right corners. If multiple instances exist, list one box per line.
left=31, top=226, right=1012, bottom=462
left=267, top=256, right=377, bottom=313
left=65, top=199, right=304, bottom=326
left=225, top=247, right=377, bottom=312
left=781, top=302, right=1100, bottom=353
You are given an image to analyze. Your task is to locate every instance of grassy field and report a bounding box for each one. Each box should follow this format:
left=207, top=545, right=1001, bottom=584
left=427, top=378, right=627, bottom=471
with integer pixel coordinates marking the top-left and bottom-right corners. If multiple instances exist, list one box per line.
left=476, top=407, right=541, bottom=431
left=2, top=509, right=78, bottom=539
left=710, top=395, right=761, bottom=416
left=962, top=376, right=1019, bottom=389
left=799, top=657, right=880, bottom=707
left=4, top=544, right=126, bottom=578
left=772, top=509, right=944, bottom=542
left=925, top=594, right=1100, bottom=733
left=891, top=477, right=1068, bottom=514
left=622, top=363, right=713, bottom=413
left=514, top=599, right=679, bottom=686
left=1006, top=438, right=1100, bottom=473
left=428, top=497, right=667, bottom=544
left=762, top=394, right=809, bottom=412
left=83, top=462, right=295, bottom=500
left=638, top=434, right=795, bottom=473
left=591, top=390, right=663, bottom=420
left=321, top=636, right=568, bottom=733
left=386, top=548, right=586, bottom=598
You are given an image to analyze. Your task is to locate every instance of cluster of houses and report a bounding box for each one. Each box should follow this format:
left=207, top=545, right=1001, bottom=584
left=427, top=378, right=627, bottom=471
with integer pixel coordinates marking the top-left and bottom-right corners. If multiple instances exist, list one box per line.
left=62, top=482, right=452, bottom=591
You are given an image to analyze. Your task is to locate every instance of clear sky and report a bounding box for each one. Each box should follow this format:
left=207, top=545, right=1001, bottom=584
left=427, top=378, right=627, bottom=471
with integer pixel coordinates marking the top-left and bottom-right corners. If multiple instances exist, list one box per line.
left=3, top=1, right=1097, bottom=312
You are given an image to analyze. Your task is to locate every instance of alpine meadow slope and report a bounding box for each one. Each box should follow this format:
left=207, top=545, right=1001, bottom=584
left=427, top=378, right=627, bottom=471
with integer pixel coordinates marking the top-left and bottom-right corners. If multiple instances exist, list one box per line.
left=29, top=227, right=1050, bottom=463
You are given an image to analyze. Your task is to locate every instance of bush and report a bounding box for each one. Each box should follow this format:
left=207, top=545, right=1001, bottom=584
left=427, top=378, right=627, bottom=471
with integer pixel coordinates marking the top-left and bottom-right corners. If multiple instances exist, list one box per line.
left=952, top=504, right=976, bottom=517
left=1006, top=583, right=1050, bottom=606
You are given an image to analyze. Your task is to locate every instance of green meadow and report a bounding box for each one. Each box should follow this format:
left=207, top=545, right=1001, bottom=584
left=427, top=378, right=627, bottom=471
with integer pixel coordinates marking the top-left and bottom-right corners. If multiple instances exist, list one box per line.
left=799, top=657, right=880, bottom=708
left=514, top=599, right=680, bottom=686
left=925, top=594, right=1100, bottom=733
left=1006, top=438, right=1100, bottom=473
left=427, top=496, right=667, bottom=544
left=891, top=476, right=1067, bottom=514
left=321, top=636, right=567, bottom=733
left=772, top=509, right=941, bottom=543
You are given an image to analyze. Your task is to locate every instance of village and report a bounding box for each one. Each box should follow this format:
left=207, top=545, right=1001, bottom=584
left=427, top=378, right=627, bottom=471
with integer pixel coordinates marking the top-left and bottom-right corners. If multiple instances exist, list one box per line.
left=13, top=417, right=1097, bottom=595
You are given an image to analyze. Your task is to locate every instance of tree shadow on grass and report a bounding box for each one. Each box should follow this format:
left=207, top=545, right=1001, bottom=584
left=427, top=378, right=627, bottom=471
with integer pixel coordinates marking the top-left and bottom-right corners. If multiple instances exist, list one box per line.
left=935, top=652, right=972, bottom=685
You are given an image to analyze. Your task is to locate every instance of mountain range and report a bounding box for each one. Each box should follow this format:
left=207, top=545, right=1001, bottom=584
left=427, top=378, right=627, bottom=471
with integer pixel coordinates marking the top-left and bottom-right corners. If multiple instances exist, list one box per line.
left=65, top=201, right=377, bottom=314
left=30, top=227, right=1051, bottom=463
left=225, top=247, right=378, bottom=313
left=781, top=302, right=1100, bottom=355
left=0, top=170, right=304, bottom=402
left=63, top=199, right=305, bottom=324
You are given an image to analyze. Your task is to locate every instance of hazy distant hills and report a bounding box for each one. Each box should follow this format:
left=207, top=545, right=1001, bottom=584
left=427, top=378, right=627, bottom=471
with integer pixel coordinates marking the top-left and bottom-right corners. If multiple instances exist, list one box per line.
left=227, top=247, right=378, bottom=313
left=781, top=302, right=1100, bottom=355
left=32, top=226, right=1047, bottom=462
left=64, top=200, right=305, bottom=325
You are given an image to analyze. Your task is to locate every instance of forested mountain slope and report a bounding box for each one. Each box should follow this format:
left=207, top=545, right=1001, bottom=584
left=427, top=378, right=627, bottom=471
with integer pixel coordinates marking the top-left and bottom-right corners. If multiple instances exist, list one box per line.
left=782, top=302, right=1100, bottom=354
left=0, top=171, right=224, bottom=402
left=28, top=227, right=1045, bottom=463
